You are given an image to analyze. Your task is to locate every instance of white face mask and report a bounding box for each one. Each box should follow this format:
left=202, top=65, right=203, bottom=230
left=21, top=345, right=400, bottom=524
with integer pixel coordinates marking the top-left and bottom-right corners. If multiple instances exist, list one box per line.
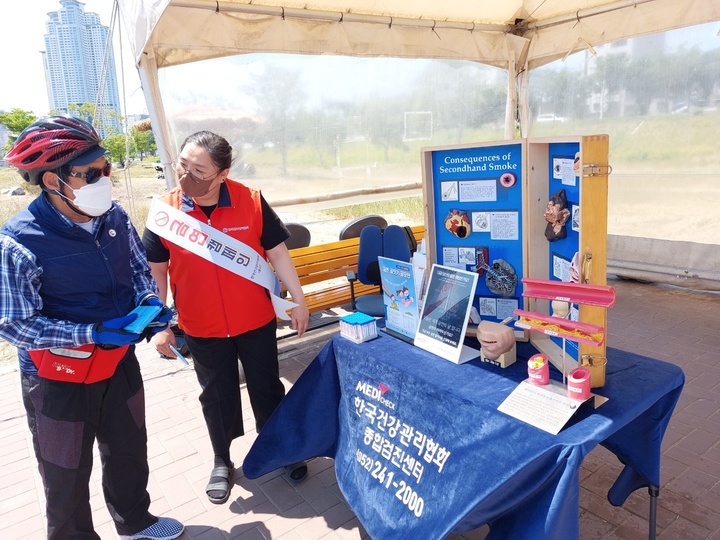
left=57, top=176, right=113, bottom=217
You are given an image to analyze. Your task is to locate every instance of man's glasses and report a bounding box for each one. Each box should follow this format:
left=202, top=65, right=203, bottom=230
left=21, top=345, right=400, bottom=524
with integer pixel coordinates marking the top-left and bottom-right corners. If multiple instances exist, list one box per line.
left=173, top=160, right=219, bottom=184
left=66, top=161, right=112, bottom=184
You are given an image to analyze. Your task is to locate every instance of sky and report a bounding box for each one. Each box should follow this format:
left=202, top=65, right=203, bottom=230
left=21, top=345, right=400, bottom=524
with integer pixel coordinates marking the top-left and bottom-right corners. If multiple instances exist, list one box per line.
left=2, top=2, right=715, bottom=120
left=0, top=0, right=147, bottom=117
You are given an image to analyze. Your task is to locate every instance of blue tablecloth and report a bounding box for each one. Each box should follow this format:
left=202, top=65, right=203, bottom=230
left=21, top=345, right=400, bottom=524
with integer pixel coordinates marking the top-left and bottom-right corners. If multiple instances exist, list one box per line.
left=243, top=333, right=684, bottom=539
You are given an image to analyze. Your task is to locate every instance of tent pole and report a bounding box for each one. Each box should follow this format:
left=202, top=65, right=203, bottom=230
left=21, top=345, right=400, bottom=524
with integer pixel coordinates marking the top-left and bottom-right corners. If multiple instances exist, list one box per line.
left=137, top=51, right=177, bottom=191
left=518, top=61, right=530, bottom=139
left=504, top=58, right=517, bottom=140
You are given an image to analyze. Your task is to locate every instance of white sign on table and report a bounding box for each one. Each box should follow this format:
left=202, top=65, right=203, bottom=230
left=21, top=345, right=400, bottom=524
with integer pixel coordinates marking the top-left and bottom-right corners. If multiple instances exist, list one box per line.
left=498, top=380, right=606, bottom=435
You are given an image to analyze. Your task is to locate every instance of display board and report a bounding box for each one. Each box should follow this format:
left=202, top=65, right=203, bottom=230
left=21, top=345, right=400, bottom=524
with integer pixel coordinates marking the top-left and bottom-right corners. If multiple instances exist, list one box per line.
left=421, top=136, right=610, bottom=375
left=420, top=141, right=526, bottom=325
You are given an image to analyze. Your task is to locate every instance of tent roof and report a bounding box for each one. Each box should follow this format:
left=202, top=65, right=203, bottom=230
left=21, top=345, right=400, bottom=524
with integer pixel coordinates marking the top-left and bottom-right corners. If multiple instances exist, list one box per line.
left=119, top=0, right=720, bottom=71
left=115, top=0, right=720, bottom=189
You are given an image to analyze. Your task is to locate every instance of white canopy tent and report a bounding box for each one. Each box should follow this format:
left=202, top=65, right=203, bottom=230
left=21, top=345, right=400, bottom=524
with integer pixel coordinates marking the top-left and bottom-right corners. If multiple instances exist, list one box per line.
left=115, top=0, right=720, bottom=289
left=117, top=0, right=720, bottom=180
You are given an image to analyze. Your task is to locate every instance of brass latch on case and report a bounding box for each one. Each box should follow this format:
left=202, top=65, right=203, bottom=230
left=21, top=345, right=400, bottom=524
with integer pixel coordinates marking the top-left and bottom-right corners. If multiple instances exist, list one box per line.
left=582, top=163, right=612, bottom=176
left=580, top=354, right=607, bottom=368
left=582, top=252, right=592, bottom=283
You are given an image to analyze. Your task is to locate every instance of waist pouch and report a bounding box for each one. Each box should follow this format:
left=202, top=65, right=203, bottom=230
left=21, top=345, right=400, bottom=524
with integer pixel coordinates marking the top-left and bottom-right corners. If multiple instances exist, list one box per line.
left=29, top=344, right=129, bottom=383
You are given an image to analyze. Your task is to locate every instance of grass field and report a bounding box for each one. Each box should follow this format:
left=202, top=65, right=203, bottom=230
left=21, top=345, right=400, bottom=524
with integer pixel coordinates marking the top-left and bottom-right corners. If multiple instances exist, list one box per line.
left=2, top=109, right=719, bottom=240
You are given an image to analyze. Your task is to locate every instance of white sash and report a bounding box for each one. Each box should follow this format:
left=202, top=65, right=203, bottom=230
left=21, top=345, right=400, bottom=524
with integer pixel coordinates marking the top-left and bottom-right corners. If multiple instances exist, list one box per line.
left=146, top=199, right=296, bottom=320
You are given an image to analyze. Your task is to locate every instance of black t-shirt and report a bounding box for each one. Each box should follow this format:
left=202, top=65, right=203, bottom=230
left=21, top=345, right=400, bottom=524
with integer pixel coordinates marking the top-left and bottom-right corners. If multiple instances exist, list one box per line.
left=142, top=194, right=289, bottom=263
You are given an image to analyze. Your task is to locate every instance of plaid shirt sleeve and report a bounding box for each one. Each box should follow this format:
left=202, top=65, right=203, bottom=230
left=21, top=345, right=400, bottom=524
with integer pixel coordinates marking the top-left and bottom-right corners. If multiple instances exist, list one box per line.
left=118, top=207, right=160, bottom=305
left=0, top=234, right=94, bottom=350
left=0, top=207, right=159, bottom=351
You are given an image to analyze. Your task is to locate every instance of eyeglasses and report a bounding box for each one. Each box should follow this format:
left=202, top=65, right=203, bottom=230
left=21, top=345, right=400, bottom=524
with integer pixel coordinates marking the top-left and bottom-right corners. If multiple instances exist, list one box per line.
left=172, top=160, right=220, bottom=184
left=66, top=161, right=112, bottom=184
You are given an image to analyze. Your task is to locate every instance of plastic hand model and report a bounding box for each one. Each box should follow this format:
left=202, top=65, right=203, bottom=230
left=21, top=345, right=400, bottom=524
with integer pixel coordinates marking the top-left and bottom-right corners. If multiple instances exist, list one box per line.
left=92, top=314, right=143, bottom=348
left=476, top=320, right=515, bottom=361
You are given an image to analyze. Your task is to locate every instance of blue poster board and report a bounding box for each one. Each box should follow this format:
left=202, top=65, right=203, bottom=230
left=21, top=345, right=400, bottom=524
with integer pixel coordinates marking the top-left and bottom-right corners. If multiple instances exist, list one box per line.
left=427, top=142, right=524, bottom=325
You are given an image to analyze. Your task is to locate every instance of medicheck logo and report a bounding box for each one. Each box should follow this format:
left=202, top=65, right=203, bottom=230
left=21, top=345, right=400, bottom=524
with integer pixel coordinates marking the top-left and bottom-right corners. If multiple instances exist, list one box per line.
left=356, top=380, right=396, bottom=410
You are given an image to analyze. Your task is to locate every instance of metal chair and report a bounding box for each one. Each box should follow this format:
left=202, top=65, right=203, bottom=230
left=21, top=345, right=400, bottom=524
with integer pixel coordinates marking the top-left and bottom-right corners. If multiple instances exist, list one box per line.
left=338, top=215, right=388, bottom=240
left=284, top=223, right=312, bottom=250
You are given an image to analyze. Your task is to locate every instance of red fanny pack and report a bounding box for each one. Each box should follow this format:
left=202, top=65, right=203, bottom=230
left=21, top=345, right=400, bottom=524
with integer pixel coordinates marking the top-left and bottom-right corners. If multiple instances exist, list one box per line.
left=28, top=344, right=129, bottom=384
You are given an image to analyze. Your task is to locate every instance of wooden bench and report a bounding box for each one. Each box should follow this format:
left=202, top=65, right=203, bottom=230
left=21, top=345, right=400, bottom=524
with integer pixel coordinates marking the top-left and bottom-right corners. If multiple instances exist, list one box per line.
left=281, top=224, right=425, bottom=315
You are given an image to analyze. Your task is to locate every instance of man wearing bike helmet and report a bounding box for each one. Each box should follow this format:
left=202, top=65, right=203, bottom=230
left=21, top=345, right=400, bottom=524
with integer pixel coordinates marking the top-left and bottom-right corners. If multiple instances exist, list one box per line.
left=0, top=115, right=184, bottom=540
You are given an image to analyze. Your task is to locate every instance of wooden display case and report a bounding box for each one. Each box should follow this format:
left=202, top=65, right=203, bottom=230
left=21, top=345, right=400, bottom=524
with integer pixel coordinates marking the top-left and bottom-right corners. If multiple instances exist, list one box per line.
left=420, top=135, right=610, bottom=385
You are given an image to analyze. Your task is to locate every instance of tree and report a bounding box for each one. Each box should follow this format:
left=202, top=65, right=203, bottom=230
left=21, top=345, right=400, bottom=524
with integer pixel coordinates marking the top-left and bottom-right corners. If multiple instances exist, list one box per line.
left=0, top=109, right=37, bottom=148
left=67, top=102, right=123, bottom=137
left=247, top=64, right=306, bottom=176
left=103, top=133, right=135, bottom=165
left=362, top=96, right=406, bottom=162
left=529, top=65, right=590, bottom=119
left=693, top=48, right=720, bottom=107
left=588, top=53, right=630, bottom=117
left=132, top=127, right=156, bottom=159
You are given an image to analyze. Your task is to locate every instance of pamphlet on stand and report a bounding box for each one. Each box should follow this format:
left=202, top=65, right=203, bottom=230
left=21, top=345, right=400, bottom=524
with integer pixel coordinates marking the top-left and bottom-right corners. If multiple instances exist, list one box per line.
left=378, top=256, right=419, bottom=342
left=413, top=264, right=480, bottom=364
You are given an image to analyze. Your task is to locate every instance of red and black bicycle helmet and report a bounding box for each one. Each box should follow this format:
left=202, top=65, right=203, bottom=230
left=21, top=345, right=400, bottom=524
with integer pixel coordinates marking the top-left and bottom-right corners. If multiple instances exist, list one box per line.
left=4, top=115, right=103, bottom=185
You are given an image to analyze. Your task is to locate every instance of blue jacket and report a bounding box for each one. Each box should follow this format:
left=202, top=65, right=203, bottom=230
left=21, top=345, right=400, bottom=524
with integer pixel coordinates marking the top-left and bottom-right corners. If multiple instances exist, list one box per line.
left=2, top=195, right=136, bottom=372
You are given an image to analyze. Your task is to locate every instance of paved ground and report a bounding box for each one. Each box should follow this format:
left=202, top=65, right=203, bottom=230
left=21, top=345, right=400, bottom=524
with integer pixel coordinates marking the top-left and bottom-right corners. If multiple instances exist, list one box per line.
left=1, top=277, right=719, bottom=539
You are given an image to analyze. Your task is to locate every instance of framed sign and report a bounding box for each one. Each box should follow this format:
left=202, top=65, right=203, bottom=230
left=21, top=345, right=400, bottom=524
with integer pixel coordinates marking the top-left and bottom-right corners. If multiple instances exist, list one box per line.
left=414, top=264, right=479, bottom=364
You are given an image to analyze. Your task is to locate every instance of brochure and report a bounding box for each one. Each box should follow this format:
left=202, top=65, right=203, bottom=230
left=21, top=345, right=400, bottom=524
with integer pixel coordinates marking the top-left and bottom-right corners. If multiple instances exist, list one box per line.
left=413, top=264, right=480, bottom=364
left=378, top=256, right=419, bottom=341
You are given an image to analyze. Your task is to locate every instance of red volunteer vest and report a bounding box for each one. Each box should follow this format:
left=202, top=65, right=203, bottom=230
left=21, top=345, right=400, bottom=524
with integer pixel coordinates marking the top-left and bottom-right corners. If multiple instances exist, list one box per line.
left=161, top=180, right=276, bottom=337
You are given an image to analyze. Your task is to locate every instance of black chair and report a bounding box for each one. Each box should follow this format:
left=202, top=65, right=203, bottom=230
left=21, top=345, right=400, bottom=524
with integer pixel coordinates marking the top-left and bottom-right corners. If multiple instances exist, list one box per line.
left=284, top=223, right=311, bottom=250
left=339, top=215, right=388, bottom=240
left=346, top=224, right=412, bottom=316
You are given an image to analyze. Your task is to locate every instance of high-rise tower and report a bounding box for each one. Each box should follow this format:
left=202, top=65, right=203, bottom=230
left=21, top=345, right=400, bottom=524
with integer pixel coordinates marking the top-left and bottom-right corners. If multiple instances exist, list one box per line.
left=42, top=0, right=121, bottom=137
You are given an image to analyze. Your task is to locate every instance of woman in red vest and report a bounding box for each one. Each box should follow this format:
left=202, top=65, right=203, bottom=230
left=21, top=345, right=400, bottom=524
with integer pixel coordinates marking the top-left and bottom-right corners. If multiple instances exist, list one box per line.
left=142, top=131, right=310, bottom=505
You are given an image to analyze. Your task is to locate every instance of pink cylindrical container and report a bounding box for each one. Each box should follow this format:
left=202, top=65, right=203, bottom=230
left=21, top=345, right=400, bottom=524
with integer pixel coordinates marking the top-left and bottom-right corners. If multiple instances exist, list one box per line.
left=567, top=367, right=591, bottom=400
left=527, top=353, right=549, bottom=385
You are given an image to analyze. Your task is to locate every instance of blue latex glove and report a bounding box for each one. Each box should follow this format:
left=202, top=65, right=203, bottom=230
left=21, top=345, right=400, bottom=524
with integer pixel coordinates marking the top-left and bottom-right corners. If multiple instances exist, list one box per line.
left=92, top=313, right=143, bottom=348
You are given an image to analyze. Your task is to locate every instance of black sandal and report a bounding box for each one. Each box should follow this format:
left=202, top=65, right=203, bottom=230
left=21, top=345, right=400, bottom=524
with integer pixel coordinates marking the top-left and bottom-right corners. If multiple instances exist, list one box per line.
left=284, top=461, right=308, bottom=483
left=206, top=462, right=234, bottom=504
